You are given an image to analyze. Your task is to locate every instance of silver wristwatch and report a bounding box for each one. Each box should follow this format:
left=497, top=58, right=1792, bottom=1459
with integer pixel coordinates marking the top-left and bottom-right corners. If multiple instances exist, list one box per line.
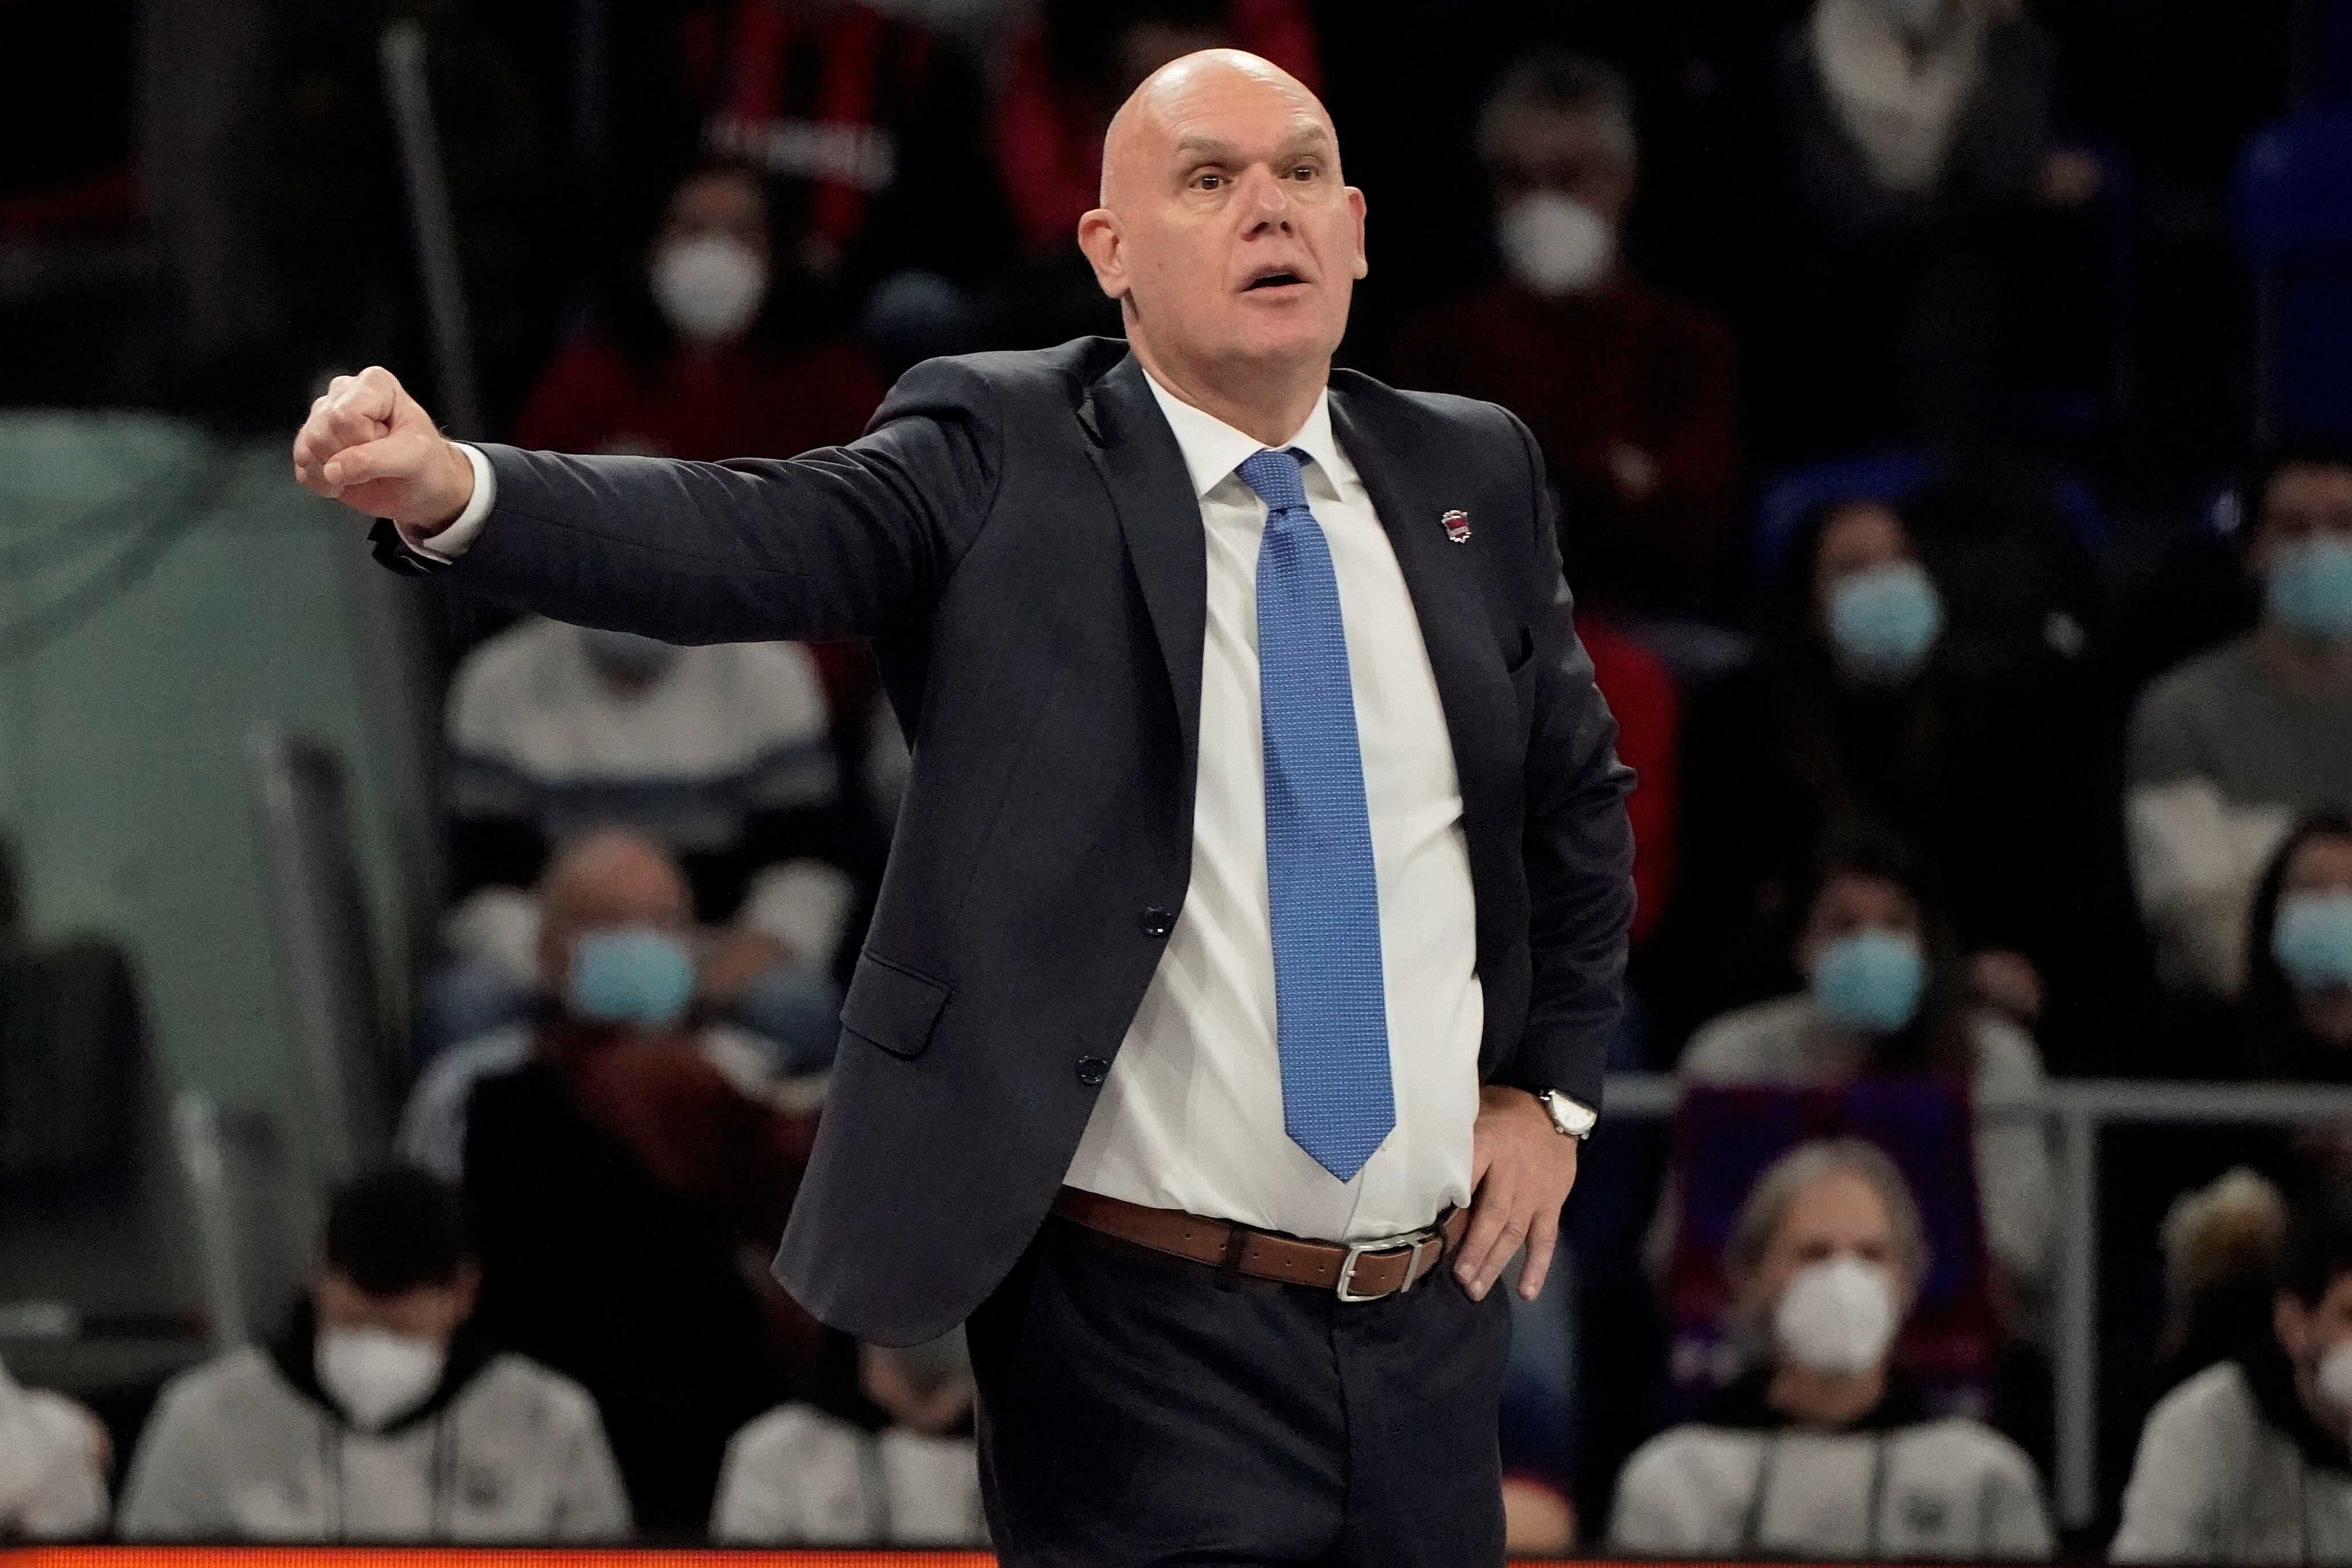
left=1532, top=1088, right=1598, bottom=1140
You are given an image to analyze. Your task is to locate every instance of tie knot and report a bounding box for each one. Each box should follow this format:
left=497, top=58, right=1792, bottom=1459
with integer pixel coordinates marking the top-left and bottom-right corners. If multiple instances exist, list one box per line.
left=1236, top=447, right=1310, bottom=515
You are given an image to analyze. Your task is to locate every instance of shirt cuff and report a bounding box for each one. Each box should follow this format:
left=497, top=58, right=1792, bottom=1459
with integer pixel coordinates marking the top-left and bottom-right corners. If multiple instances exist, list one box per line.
left=398, top=442, right=495, bottom=562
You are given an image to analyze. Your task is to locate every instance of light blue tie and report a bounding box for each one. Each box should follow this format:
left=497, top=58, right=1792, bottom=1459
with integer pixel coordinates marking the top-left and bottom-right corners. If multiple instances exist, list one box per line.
left=1235, top=447, right=1394, bottom=1183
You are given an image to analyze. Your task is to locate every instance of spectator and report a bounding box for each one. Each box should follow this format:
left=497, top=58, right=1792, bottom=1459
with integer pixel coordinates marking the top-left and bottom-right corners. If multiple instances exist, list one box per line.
left=2238, top=815, right=2352, bottom=1083
left=1385, top=49, right=1739, bottom=620
left=1665, top=496, right=2085, bottom=1046
left=1671, top=823, right=2053, bottom=1307
left=117, top=1167, right=627, bottom=1542
left=1774, top=0, right=2091, bottom=448
left=399, top=830, right=822, bottom=1183
left=678, top=0, right=1006, bottom=359
left=2114, top=1183, right=2352, bottom=1562
left=711, top=1334, right=985, bottom=1545
left=428, top=593, right=853, bottom=1069
left=0, top=1355, right=109, bottom=1538
left=511, top=162, right=887, bottom=463
left=456, top=829, right=821, bottom=1533
left=2129, top=443, right=2352, bottom=1000
left=1613, top=1139, right=2052, bottom=1558
left=2154, top=1168, right=2291, bottom=1391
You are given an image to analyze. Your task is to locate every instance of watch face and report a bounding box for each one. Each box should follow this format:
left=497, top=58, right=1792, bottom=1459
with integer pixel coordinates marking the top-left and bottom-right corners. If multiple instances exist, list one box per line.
left=1544, top=1092, right=1596, bottom=1137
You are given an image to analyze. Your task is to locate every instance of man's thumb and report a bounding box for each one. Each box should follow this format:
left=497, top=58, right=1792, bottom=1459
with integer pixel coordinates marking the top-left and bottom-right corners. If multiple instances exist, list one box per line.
left=324, top=433, right=417, bottom=489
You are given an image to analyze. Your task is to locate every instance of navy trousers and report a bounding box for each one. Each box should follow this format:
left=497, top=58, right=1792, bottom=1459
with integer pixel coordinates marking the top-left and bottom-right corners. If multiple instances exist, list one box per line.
left=965, top=1215, right=1512, bottom=1566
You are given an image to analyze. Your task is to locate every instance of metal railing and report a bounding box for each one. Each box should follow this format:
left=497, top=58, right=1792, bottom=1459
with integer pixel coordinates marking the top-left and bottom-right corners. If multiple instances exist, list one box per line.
left=1599, top=1071, right=2352, bottom=1530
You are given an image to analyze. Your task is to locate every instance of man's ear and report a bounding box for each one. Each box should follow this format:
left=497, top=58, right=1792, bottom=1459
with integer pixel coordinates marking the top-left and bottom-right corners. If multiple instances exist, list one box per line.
left=1348, top=186, right=1369, bottom=281
left=1077, top=209, right=1130, bottom=302
left=2278, top=1290, right=2310, bottom=1360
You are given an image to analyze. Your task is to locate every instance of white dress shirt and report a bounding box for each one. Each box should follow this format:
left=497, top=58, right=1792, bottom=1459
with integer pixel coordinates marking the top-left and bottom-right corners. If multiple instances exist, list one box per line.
left=1061, top=373, right=1481, bottom=1243
left=414, top=379, right=1483, bottom=1243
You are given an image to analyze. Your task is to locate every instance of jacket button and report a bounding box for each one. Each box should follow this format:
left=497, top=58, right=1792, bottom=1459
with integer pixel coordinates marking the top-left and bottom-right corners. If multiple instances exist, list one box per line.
left=1139, top=907, right=1175, bottom=938
left=1075, top=1057, right=1110, bottom=1087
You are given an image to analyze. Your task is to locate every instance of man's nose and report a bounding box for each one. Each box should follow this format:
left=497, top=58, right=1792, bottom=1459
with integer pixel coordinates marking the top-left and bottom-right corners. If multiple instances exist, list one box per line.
left=1235, top=166, right=1295, bottom=232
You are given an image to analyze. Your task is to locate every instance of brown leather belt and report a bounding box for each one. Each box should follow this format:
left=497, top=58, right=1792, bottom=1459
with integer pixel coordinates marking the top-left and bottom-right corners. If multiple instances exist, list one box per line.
left=1050, top=1186, right=1467, bottom=1302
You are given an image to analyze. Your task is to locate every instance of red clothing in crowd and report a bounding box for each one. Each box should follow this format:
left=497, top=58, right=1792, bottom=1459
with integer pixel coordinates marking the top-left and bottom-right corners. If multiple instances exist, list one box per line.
left=990, top=0, right=1322, bottom=255
left=511, top=337, right=885, bottom=462
left=1578, top=617, right=1679, bottom=950
left=1387, top=273, right=1739, bottom=615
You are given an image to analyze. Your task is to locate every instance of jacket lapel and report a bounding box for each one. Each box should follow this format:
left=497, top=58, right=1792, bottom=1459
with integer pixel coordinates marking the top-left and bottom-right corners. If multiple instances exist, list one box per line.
left=1329, top=384, right=1522, bottom=1068
left=1081, top=354, right=1209, bottom=786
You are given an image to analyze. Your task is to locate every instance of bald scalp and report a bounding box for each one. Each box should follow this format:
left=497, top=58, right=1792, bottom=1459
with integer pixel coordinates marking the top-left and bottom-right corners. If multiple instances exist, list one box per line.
left=539, top=827, right=690, bottom=931
left=1098, top=48, right=1337, bottom=211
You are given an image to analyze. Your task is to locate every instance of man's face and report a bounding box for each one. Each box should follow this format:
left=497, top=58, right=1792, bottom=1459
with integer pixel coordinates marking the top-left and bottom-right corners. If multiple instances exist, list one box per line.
left=1746, top=1169, right=1913, bottom=1332
left=1484, top=105, right=1637, bottom=228
left=2277, top=1271, right=2352, bottom=1425
left=2251, top=462, right=2352, bottom=580
left=1798, top=871, right=1925, bottom=974
left=535, top=835, right=696, bottom=997
left=1082, top=56, right=1367, bottom=385
left=314, top=1266, right=477, bottom=1347
left=657, top=169, right=771, bottom=270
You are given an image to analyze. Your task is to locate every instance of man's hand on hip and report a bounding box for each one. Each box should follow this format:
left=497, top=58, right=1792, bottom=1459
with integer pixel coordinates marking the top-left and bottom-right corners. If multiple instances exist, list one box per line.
left=1454, top=1085, right=1579, bottom=1303
left=291, top=365, right=474, bottom=532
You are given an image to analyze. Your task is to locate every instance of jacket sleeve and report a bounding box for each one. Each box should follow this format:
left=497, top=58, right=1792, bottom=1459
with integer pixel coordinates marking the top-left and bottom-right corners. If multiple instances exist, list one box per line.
left=2110, top=1386, right=2229, bottom=1563
left=394, top=356, right=1003, bottom=647
left=1503, top=412, right=1637, bottom=1111
left=552, top=1394, right=634, bottom=1540
left=113, top=1383, right=225, bottom=1540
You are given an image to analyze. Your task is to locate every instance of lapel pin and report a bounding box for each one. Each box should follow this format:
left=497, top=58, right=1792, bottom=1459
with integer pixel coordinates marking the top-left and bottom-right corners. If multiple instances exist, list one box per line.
left=1441, top=509, right=1472, bottom=545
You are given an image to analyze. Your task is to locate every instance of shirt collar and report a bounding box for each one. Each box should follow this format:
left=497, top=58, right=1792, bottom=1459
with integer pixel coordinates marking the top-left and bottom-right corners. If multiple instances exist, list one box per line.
left=1138, top=366, right=1358, bottom=502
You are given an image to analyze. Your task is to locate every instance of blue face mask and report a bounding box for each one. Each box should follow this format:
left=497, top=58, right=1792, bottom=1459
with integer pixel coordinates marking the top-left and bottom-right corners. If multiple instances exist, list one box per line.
left=1827, top=562, right=1945, bottom=681
left=2267, top=538, right=2352, bottom=644
left=2275, top=891, right=2352, bottom=993
left=568, top=927, right=696, bottom=1029
left=1811, top=928, right=1927, bottom=1035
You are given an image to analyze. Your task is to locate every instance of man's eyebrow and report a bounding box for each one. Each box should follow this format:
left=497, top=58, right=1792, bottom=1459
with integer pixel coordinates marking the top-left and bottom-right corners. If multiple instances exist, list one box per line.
left=1172, top=125, right=1336, bottom=163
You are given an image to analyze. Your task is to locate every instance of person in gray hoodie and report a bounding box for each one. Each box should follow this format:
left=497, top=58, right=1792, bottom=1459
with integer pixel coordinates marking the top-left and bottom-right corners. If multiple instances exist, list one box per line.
left=1611, top=1138, right=2052, bottom=1559
left=2115, top=1182, right=2352, bottom=1563
left=116, top=1166, right=629, bottom=1542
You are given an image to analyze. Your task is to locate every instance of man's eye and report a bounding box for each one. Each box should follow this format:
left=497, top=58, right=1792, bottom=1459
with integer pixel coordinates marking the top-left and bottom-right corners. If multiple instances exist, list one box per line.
left=1197, top=173, right=1223, bottom=191
left=1291, top=165, right=1317, bottom=181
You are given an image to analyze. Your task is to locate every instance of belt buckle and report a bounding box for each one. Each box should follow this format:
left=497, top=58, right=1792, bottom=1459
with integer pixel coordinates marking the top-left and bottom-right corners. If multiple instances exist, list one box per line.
left=1334, top=1228, right=1438, bottom=1303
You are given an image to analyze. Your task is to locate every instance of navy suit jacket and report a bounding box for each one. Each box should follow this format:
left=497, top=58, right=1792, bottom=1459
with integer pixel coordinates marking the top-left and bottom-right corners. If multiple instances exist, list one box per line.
left=378, top=338, right=1636, bottom=1346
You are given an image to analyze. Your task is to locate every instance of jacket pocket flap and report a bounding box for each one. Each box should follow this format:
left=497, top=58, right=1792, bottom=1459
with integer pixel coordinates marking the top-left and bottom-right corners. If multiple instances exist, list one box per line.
left=839, top=952, right=951, bottom=1059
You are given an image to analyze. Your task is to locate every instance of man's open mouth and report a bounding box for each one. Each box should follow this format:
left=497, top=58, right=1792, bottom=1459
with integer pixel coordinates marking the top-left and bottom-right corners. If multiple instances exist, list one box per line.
left=1244, top=270, right=1305, bottom=291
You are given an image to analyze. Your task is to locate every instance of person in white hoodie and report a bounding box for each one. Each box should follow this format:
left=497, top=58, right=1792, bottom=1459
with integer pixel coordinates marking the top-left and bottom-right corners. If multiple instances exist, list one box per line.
left=711, top=1331, right=985, bottom=1547
left=116, top=1165, right=629, bottom=1542
left=1611, top=1138, right=2052, bottom=1559
left=0, top=1355, right=109, bottom=1537
left=2115, top=1182, right=2352, bottom=1563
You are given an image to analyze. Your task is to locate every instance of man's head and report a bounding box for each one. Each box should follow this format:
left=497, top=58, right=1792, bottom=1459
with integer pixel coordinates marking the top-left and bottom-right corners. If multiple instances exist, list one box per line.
left=1078, top=50, right=1366, bottom=399
left=1728, top=1139, right=1926, bottom=1378
left=535, top=827, right=698, bottom=1029
left=1479, top=50, right=1637, bottom=298
left=647, top=163, right=775, bottom=349
left=2246, top=438, right=2352, bottom=645
left=2274, top=1187, right=2352, bottom=1435
left=313, top=1165, right=477, bottom=1345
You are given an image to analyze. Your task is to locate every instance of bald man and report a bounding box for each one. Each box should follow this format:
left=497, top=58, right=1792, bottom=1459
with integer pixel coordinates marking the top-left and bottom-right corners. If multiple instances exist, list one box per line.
left=295, top=51, right=1634, bottom=1565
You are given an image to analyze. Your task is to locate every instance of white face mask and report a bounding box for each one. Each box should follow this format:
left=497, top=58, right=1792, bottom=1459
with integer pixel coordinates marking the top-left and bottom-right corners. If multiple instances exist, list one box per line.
left=1773, top=1255, right=1900, bottom=1377
left=1496, top=193, right=1616, bottom=298
left=315, top=1326, right=446, bottom=1432
left=2317, top=1341, right=2352, bottom=1417
left=650, top=235, right=769, bottom=344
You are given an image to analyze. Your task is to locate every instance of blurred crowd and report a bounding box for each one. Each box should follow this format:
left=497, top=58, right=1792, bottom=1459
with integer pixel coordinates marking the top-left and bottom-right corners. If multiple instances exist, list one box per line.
left=8, top=0, right=2352, bottom=1556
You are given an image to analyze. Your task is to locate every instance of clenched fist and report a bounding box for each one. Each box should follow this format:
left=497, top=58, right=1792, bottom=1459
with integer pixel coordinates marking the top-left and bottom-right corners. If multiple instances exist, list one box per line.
left=291, top=366, right=476, bottom=533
